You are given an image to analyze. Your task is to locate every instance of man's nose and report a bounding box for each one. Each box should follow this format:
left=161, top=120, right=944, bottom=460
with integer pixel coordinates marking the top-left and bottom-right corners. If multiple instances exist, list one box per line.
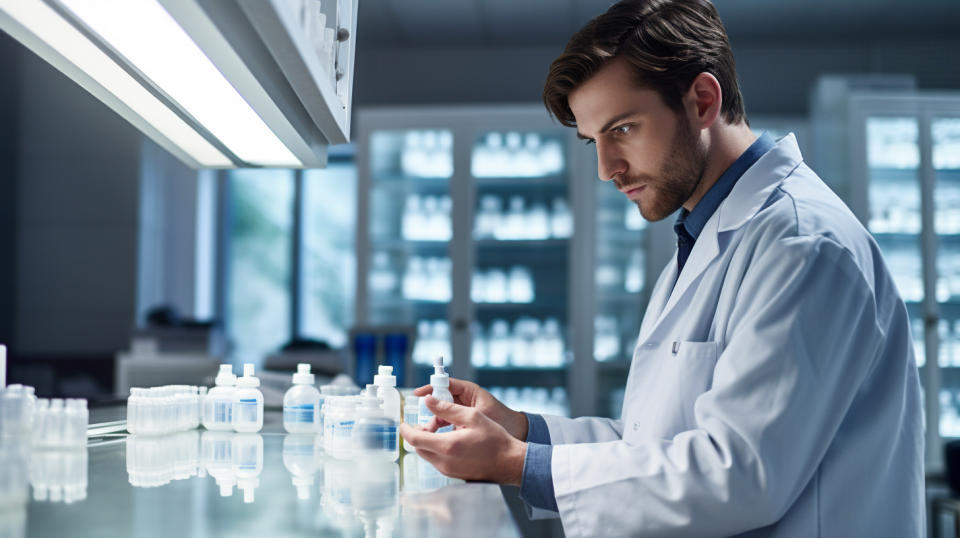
left=597, top=142, right=627, bottom=182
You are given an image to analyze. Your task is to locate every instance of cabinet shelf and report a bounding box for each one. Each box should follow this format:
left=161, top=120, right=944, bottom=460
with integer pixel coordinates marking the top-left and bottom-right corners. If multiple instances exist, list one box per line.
left=474, top=175, right=567, bottom=189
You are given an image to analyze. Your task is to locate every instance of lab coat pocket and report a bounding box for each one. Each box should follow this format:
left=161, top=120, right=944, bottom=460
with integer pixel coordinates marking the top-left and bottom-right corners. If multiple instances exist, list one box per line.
left=673, top=341, right=720, bottom=428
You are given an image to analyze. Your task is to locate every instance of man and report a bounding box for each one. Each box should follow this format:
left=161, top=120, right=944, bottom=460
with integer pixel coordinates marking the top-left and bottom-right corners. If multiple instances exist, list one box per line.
left=399, top=0, right=925, bottom=536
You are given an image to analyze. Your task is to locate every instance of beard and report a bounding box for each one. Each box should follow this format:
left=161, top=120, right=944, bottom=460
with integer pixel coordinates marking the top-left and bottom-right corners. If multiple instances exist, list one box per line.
left=619, top=114, right=707, bottom=222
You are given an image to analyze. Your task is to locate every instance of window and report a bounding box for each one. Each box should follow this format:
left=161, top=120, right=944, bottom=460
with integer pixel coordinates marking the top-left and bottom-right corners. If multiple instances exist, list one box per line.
left=223, top=147, right=357, bottom=367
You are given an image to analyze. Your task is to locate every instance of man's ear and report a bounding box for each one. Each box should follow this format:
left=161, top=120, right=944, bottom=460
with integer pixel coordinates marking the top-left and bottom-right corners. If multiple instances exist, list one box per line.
left=685, top=72, right=722, bottom=130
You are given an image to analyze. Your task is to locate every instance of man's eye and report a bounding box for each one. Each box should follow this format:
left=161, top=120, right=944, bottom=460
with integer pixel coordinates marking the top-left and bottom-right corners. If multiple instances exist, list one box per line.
left=613, top=124, right=632, bottom=134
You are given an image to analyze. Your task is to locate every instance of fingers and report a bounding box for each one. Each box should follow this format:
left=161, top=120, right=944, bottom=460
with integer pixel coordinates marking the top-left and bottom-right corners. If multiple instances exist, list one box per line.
left=399, top=423, right=454, bottom=454
left=425, top=396, right=479, bottom=427
left=446, top=378, right=473, bottom=397
left=412, top=384, right=433, bottom=397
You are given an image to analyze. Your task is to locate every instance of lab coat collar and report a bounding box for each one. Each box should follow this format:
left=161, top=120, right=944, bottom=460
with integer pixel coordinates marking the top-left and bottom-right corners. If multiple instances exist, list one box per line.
left=641, top=133, right=803, bottom=343
left=716, top=133, right=804, bottom=233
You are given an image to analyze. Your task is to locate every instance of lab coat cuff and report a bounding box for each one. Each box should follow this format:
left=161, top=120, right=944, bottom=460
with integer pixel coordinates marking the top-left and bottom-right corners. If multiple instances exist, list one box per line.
left=524, top=412, right=552, bottom=444
left=519, top=442, right=558, bottom=512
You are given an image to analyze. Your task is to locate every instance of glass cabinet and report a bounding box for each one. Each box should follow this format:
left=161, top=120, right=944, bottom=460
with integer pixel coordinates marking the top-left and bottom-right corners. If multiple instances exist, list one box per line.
left=356, top=107, right=596, bottom=416
left=812, top=86, right=960, bottom=470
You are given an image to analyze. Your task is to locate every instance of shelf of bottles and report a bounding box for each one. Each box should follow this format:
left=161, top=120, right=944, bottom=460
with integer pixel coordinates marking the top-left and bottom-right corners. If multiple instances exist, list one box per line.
left=367, top=129, right=454, bottom=378
left=467, top=130, right=572, bottom=416
left=593, top=180, right=647, bottom=418
left=865, top=118, right=926, bottom=386
left=933, top=117, right=960, bottom=438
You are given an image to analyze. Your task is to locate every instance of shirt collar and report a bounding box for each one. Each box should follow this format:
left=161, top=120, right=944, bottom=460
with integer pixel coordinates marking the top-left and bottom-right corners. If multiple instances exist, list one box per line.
left=674, top=132, right=776, bottom=242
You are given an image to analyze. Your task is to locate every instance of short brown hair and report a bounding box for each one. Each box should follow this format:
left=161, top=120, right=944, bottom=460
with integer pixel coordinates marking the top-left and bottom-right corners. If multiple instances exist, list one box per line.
left=543, top=0, right=747, bottom=127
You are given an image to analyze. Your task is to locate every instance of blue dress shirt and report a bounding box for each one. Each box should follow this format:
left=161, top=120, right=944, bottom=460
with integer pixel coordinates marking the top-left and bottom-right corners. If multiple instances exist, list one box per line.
left=518, top=133, right=777, bottom=513
left=675, top=133, right=775, bottom=273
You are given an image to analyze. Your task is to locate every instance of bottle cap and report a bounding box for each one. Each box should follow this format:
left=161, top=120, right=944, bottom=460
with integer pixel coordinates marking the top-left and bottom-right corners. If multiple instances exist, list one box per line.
left=373, top=365, right=396, bottom=387
left=292, top=363, right=315, bottom=385
left=215, top=364, right=237, bottom=387
left=237, top=363, right=260, bottom=388
left=430, top=356, right=449, bottom=387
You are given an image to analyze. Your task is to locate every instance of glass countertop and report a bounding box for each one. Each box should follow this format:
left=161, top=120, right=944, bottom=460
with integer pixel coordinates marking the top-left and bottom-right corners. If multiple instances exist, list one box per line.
left=1, top=411, right=521, bottom=538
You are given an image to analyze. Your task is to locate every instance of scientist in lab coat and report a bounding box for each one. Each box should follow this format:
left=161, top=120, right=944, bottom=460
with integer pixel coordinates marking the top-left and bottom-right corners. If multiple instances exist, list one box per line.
left=399, top=0, right=925, bottom=536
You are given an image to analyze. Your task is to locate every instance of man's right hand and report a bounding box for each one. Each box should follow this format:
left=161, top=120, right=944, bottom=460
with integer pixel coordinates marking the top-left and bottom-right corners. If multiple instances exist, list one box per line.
left=413, top=378, right=529, bottom=441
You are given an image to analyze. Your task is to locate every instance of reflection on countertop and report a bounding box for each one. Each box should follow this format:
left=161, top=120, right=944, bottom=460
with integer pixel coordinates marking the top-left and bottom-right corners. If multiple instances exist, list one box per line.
left=8, top=425, right=520, bottom=538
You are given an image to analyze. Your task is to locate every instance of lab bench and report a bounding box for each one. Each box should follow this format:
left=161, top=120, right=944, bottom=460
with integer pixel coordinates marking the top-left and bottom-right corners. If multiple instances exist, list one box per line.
left=7, top=408, right=522, bottom=538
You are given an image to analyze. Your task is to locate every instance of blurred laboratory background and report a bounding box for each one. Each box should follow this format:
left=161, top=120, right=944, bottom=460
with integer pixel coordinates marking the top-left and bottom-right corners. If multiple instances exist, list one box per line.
left=1, top=0, right=960, bottom=536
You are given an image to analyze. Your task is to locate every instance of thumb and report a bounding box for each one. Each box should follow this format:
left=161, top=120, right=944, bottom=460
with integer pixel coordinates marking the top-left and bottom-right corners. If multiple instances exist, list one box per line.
left=425, top=396, right=476, bottom=426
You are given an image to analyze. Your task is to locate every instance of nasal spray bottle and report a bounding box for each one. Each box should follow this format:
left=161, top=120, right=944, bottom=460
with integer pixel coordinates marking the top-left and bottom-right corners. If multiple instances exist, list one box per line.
left=283, top=363, right=320, bottom=433
left=418, top=356, right=453, bottom=433
left=233, top=364, right=263, bottom=433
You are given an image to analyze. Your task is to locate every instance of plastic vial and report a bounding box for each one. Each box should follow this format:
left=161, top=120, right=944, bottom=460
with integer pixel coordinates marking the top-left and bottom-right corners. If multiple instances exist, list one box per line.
left=204, top=364, right=237, bottom=431
left=233, top=364, right=264, bottom=433
left=352, top=386, right=399, bottom=462
left=402, top=396, right=419, bottom=451
left=374, top=365, right=402, bottom=427
left=330, top=396, right=358, bottom=460
left=64, top=399, right=88, bottom=447
left=318, top=385, right=338, bottom=438
left=418, top=356, right=453, bottom=433
left=284, top=363, right=321, bottom=433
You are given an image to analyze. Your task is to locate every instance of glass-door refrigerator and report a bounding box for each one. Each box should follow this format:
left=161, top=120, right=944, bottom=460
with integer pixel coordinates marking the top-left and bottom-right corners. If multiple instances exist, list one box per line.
left=812, top=83, right=960, bottom=470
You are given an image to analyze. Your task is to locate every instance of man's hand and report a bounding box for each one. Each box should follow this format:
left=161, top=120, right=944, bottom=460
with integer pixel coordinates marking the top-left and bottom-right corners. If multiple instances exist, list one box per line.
left=399, top=396, right=527, bottom=486
left=413, top=378, right=528, bottom=440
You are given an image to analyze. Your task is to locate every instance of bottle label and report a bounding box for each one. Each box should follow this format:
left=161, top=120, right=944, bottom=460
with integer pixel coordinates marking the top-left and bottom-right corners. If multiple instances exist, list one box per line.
left=236, top=399, right=259, bottom=424
left=214, top=400, right=232, bottom=424
left=283, top=404, right=315, bottom=424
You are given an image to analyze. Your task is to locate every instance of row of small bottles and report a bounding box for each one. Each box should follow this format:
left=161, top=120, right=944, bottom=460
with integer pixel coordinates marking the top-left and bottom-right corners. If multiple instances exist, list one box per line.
left=1, top=384, right=88, bottom=448
left=471, top=318, right=566, bottom=368
left=596, top=250, right=645, bottom=293
left=398, top=130, right=454, bottom=178
left=472, top=132, right=564, bottom=178
left=472, top=266, right=534, bottom=304
left=371, top=254, right=538, bottom=304
left=488, top=386, right=569, bottom=417
left=401, top=195, right=452, bottom=241
left=475, top=195, right=573, bottom=240
left=127, top=364, right=264, bottom=435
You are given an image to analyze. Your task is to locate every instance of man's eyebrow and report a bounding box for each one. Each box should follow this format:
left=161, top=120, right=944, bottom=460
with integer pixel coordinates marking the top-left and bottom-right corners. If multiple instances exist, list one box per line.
left=576, top=111, right=643, bottom=140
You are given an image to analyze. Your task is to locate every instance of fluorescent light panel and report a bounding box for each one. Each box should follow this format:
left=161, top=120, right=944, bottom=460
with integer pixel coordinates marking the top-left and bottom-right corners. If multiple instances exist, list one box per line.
left=0, top=0, right=231, bottom=167
left=60, top=0, right=301, bottom=167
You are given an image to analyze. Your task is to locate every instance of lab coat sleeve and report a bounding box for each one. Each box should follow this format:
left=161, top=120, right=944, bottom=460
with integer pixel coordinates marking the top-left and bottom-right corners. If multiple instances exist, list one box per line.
left=551, top=236, right=884, bottom=537
left=540, top=414, right=624, bottom=444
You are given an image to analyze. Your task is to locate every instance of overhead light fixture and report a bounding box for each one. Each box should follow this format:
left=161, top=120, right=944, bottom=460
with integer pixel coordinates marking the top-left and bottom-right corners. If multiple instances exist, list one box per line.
left=0, top=0, right=357, bottom=169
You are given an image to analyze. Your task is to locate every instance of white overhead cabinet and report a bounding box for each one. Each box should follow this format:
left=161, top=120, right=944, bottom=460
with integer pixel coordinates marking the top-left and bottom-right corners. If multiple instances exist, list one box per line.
left=0, top=0, right=358, bottom=168
left=812, top=80, right=960, bottom=471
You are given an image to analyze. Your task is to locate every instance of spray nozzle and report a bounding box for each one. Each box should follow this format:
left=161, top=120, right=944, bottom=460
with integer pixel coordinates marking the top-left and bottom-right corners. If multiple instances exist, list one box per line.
left=243, top=364, right=255, bottom=377
left=433, top=356, right=447, bottom=375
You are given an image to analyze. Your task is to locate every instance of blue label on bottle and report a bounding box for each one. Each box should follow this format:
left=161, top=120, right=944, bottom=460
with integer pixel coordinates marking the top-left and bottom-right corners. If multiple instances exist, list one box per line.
left=214, top=401, right=232, bottom=423
left=283, top=404, right=315, bottom=423
left=236, top=400, right=259, bottom=423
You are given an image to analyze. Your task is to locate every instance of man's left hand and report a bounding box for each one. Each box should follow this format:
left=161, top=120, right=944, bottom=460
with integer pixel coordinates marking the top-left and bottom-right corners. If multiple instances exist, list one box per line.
left=399, top=395, right=527, bottom=486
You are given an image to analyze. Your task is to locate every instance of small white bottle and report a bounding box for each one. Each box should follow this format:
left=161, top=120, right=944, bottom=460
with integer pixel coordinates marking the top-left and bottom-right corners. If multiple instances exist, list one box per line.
left=402, top=396, right=419, bottom=451
left=64, top=399, right=88, bottom=447
left=418, top=356, right=453, bottom=433
left=284, top=363, right=321, bottom=433
left=204, top=365, right=237, bottom=431
left=352, top=386, right=399, bottom=462
left=233, top=364, right=264, bottom=433
left=374, top=365, right=402, bottom=427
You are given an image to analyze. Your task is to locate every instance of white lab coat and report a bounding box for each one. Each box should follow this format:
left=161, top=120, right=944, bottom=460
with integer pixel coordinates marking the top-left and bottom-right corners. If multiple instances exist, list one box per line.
left=537, top=135, right=925, bottom=537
